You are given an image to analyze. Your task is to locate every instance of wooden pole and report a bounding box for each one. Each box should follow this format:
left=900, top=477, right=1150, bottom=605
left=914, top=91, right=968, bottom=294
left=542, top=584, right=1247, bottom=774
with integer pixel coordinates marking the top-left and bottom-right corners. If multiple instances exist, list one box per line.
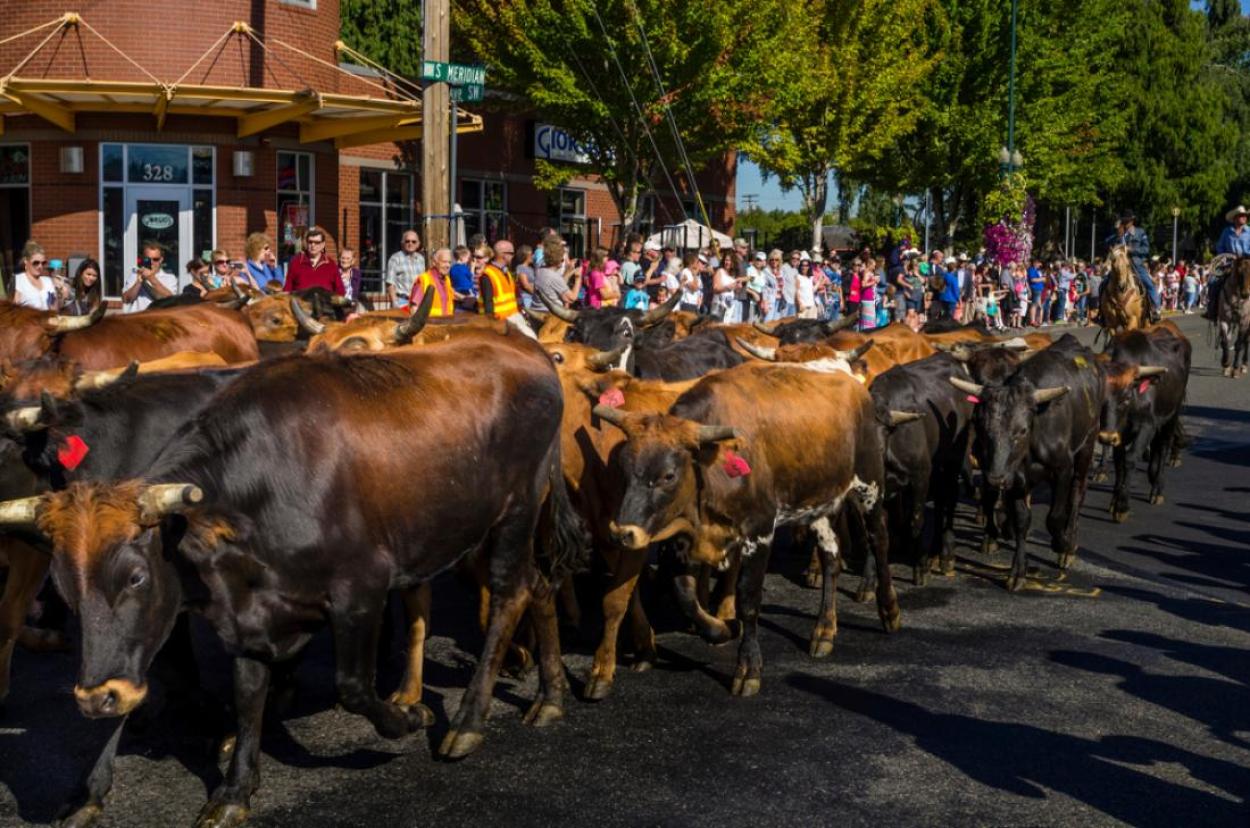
left=421, top=0, right=450, bottom=251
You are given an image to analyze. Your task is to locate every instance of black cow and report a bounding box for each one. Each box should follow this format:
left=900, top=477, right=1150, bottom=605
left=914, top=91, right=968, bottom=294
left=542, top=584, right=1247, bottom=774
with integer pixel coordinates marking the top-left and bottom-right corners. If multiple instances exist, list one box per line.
left=865, top=353, right=973, bottom=587
left=546, top=293, right=681, bottom=355
left=935, top=339, right=1035, bottom=386
left=753, top=311, right=858, bottom=345
left=1098, top=323, right=1189, bottom=522
left=0, top=330, right=587, bottom=828
left=949, top=334, right=1104, bottom=591
left=633, top=329, right=745, bottom=380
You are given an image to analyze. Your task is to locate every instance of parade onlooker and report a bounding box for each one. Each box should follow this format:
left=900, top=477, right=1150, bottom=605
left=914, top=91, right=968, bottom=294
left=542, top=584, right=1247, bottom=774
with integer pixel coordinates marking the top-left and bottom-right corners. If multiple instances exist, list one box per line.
left=532, top=235, right=581, bottom=312
left=185, top=258, right=213, bottom=296
left=122, top=241, right=177, bottom=313
left=284, top=227, right=342, bottom=295
left=795, top=258, right=817, bottom=319
left=244, top=232, right=279, bottom=290
left=338, top=248, right=362, bottom=303
left=678, top=253, right=704, bottom=312
left=409, top=247, right=455, bottom=318
left=14, top=241, right=58, bottom=311
left=515, top=245, right=536, bottom=309
left=385, top=230, right=425, bottom=309
left=64, top=258, right=102, bottom=316
left=624, top=272, right=650, bottom=310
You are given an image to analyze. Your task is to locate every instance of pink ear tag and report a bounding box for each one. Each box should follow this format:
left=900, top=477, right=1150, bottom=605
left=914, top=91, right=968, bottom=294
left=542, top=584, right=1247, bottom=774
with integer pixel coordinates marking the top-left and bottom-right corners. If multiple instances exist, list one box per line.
left=1137, top=380, right=1150, bottom=395
left=723, top=450, right=751, bottom=478
left=598, top=388, right=625, bottom=409
left=966, top=395, right=981, bottom=404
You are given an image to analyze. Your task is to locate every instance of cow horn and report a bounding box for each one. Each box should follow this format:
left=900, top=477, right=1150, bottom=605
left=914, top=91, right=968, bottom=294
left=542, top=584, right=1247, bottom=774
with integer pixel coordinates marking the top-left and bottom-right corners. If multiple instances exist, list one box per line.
left=753, top=319, right=780, bottom=336
left=5, top=405, right=44, bottom=431
left=837, top=340, right=875, bottom=363
left=1016, top=349, right=1039, bottom=362
left=995, top=337, right=1030, bottom=351
left=230, top=279, right=248, bottom=302
left=544, top=301, right=580, bottom=323
left=0, top=495, right=41, bottom=525
left=887, top=410, right=924, bottom=427
left=330, top=294, right=351, bottom=307
left=696, top=424, right=736, bottom=443
left=821, top=310, right=859, bottom=335
left=290, top=298, right=325, bottom=335
left=949, top=376, right=985, bottom=397
left=735, top=338, right=777, bottom=361
left=1031, top=386, right=1070, bottom=405
left=74, top=359, right=140, bottom=392
left=43, top=303, right=106, bottom=333
left=592, top=403, right=630, bottom=430
left=137, top=484, right=203, bottom=521
left=1135, top=365, right=1167, bottom=378
left=934, top=343, right=972, bottom=362
left=586, top=344, right=628, bottom=372
left=640, top=292, right=681, bottom=326
left=216, top=295, right=248, bottom=310
left=392, top=290, right=435, bottom=345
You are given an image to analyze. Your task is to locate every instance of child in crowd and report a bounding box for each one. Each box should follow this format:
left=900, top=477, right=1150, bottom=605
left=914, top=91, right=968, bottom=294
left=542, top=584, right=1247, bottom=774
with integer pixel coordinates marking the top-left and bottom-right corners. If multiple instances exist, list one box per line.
left=624, top=273, right=650, bottom=310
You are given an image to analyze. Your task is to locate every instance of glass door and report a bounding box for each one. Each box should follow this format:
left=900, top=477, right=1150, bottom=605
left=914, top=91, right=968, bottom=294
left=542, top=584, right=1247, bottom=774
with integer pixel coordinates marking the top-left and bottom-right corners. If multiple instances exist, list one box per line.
left=124, top=187, right=190, bottom=290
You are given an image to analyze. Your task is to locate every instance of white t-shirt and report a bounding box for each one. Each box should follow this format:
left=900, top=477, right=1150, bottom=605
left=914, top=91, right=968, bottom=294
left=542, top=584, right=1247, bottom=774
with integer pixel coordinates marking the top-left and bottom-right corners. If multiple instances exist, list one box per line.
left=679, top=267, right=702, bottom=307
left=14, top=273, right=57, bottom=310
left=122, top=269, right=178, bottom=313
left=796, top=273, right=815, bottom=308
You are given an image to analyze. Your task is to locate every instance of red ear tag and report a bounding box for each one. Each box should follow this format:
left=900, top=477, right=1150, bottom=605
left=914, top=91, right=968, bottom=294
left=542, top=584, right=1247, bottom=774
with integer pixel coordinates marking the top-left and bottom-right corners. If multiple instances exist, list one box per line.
left=1137, top=380, right=1150, bottom=395
left=598, top=388, right=625, bottom=409
left=966, top=395, right=981, bottom=404
left=57, top=435, right=89, bottom=471
left=723, top=450, right=751, bottom=478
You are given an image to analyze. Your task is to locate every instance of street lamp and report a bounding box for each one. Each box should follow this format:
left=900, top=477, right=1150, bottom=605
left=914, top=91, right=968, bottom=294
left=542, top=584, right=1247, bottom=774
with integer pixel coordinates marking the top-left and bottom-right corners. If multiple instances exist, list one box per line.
left=998, top=146, right=1024, bottom=177
left=1171, top=206, right=1180, bottom=264
left=1006, top=0, right=1019, bottom=165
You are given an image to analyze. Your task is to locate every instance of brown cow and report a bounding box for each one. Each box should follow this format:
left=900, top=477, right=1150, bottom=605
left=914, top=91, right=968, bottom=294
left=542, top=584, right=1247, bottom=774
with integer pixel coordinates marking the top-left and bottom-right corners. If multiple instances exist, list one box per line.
left=593, top=363, right=902, bottom=696
left=734, top=338, right=885, bottom=384
left=545, top=342, right=699, bottom=699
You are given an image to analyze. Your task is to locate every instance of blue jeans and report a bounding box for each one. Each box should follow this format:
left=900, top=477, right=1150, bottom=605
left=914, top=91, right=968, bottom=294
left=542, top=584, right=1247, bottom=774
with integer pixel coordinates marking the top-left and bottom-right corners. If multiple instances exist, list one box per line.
left=1133, top=264, right=1161, bottom=308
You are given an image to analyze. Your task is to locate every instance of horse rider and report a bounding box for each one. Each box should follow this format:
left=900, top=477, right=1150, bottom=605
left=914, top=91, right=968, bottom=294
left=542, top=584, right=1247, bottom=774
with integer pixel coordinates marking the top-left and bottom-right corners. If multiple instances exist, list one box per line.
left=1104, top=209, right=1161, bottom=324
left=1205, top=204, right=1250, bottom=321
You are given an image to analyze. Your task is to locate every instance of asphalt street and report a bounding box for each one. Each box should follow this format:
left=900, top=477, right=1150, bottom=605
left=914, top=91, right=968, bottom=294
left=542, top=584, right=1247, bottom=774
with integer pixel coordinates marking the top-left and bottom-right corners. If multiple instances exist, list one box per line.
left=1, top=313, right=1247, bottom=827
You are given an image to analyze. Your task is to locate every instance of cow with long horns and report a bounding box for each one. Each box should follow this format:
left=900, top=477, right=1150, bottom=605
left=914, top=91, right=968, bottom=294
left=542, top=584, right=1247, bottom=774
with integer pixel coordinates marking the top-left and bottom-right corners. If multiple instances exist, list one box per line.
left=0, top=329, right=588, bottom=828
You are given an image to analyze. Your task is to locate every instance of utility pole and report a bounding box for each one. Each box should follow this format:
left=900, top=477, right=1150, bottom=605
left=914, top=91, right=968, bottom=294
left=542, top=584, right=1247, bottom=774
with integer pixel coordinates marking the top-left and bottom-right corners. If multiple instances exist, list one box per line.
left=742, top=194, right=758, bottom=212
left=422, top=0, right=450, bottom=252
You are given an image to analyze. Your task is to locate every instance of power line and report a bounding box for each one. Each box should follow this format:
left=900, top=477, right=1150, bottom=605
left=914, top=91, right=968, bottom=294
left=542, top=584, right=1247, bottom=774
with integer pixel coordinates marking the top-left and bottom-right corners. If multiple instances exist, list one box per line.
left=624, top=0, right=710, bottom=229
left=585, top=1, right=689, bottom=224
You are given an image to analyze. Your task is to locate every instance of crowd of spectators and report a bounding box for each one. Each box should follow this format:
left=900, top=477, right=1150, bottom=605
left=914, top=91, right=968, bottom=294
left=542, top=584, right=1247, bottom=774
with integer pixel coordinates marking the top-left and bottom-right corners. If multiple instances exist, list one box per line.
left=5, top=225, right=1218, bottom=330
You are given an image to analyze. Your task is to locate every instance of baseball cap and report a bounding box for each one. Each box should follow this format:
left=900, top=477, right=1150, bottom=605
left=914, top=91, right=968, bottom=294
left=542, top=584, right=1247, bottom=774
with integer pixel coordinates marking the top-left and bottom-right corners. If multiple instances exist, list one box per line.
left=644, top=240, right=661, bottom=252
left=753, top=251, right=766, bottom=262
left=733, top=237, right=748, bottom=247
left=697, top=253, right=709, bottom=265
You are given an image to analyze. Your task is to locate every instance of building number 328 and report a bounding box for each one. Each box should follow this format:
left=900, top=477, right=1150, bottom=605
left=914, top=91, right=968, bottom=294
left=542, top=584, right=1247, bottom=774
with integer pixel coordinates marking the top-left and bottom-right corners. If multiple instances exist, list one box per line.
left=141, top=163, right=176, bottom=182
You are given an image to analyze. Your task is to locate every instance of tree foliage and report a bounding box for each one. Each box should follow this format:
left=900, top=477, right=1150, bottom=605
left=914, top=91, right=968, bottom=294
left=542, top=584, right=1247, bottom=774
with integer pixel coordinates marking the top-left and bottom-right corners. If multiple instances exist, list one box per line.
left=741, top=0, right=944, bottom=250
left=339, top=0, right=426, bottom=79
left=452, top=0, right=792, bottom=230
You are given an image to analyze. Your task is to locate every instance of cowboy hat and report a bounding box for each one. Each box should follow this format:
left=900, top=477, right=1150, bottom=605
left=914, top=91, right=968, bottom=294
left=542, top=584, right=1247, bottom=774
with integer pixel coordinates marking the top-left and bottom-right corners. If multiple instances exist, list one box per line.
left=1117, top=209, right=1136, bottom=224
left=1226, top=205, right=1249, bottom=222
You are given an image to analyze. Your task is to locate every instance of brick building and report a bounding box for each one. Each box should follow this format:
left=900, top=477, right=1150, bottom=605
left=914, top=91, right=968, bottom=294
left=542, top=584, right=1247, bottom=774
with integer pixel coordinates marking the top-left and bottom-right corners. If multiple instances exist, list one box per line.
left=0, top=1, right=735, bottom=303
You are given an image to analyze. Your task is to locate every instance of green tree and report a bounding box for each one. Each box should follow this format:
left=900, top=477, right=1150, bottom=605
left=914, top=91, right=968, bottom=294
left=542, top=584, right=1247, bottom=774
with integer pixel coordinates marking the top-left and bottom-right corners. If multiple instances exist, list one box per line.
left=452, top=0, right=792, bottom=231
left=1208, top=0, right=1242, bottom=29
left=339, top=0, right=426, bottom=79
left=741, top=0, right=944, bottom=251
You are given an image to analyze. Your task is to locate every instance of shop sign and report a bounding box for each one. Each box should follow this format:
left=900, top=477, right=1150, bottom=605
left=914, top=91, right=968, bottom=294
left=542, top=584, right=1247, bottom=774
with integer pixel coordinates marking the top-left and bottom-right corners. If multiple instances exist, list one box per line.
left=534, top=124, right=594, bottom=165
left=141, top=213, right=175, bottom=230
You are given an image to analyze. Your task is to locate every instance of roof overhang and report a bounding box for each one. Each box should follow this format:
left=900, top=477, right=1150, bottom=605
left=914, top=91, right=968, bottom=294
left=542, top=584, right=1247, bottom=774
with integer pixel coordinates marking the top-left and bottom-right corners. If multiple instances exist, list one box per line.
left=0, top=77, right=483, bottom=143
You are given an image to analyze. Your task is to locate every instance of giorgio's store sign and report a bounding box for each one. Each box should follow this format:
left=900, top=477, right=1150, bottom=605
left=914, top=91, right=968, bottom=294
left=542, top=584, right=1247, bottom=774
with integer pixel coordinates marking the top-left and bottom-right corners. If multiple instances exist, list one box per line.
left=530, top=122, right=596, bottom=165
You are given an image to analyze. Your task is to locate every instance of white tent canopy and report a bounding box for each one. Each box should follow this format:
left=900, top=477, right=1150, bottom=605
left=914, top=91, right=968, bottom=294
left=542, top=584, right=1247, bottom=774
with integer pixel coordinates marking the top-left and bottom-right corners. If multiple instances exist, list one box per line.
left=647, top=219, right=733, bottom=251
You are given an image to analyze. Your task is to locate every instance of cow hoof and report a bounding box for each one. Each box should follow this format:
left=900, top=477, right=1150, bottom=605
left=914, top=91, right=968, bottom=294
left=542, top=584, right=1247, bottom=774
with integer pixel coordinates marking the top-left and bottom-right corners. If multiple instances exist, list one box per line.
left=501, top=646, right=534, bottom=679
left=730, top=675, right=761, bottom=697
left=194, top=802, right=249, bottom=828
left=880, top=605, right=902, bottom=633
left=630, top=653, right=656, bottom=673
left=981, top=538, right=999, bottom=556
left=1092, top=471, right=1109, bottom=483
left=913, top=565, right=929, bottom=587
left=439, top=728, right=485, bottom=760
left=809, top=638, right=834, bottom=658
left=803, top=568, right=822, bottom=589
left=1224, top=367, right=1235, bottom=378
left=401, top=702, right=435, bottom=730
left=1058, top=549, right=1076, bottom=570
left=1006, top=575, right=1025, bottom=593
left=853, top=588, right=873, bottom=604
left=583, top=675, right=613, bottom=701
left=1112, top=509, right=1130, bottom=524
left=1167, top=457, right=1183, bottom=469
left=57, top=803, right=103, bottom=828
left=1149, top=493, right=1165, bottom=506
left=522, top=700, right=564, bottom=728
left=218, top=733, right=237, bottom=760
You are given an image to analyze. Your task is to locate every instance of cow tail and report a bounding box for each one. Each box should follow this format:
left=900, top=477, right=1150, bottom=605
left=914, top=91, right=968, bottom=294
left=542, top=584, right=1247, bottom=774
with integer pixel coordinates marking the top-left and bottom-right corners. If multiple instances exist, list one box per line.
left=537, top=443, right=591, bottom=585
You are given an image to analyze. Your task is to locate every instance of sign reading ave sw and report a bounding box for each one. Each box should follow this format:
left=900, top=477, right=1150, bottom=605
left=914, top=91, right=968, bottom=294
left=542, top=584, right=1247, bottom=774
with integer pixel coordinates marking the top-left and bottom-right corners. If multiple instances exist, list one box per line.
left=421, top=61, right=486, bottom=86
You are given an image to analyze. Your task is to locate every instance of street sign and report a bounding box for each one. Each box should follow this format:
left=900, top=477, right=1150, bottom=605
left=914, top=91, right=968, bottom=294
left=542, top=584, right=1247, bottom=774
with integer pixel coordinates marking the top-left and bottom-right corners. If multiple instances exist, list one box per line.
left=450, top=84, right=484, bottom=103
left=421, top=60, right=486, bottom=87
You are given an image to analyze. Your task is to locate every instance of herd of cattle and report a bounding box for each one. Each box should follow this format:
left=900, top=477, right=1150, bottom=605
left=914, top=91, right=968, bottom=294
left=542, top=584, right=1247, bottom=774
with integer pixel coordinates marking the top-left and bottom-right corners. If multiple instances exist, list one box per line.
left=0, top=284, right=1191, bottom=828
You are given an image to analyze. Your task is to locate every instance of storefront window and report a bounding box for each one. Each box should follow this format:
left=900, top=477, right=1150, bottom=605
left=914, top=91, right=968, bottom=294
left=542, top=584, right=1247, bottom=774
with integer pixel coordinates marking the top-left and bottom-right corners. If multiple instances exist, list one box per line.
left=277, top=151, right=313, bottom=263
left=359, top=168, right=415, bottom=294
left=548, top=187, right=587, bottom=259
left=461, top=178, right=508, bottom=244
left=102, top=187, right=124, bottom=297
left=0, top=144, right=30, bottom=290
left=126, top=144, right=189, bottom=184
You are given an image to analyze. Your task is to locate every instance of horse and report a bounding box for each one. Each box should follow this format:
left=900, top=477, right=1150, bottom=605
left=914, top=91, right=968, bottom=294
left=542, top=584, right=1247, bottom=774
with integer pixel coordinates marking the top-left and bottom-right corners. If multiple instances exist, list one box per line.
left=1216, top=254, right=1250, bottom=377
left=1098, top=245, right=1145, bottom=339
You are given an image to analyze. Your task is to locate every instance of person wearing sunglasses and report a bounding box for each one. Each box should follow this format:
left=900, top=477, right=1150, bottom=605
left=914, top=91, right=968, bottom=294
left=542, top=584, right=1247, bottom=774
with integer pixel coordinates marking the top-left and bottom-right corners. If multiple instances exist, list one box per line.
left=244, top=232, right=279, bottom=290
left=13, top=241, right=60, bottom=311
left=283, top=226, right=342, bottom=296
left=122, top=240, right=176, bottom=313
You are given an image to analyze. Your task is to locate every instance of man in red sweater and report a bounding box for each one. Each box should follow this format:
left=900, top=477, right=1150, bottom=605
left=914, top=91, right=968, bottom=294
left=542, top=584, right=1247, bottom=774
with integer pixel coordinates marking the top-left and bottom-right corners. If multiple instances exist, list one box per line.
left=284, top=226, right=343, bottom=294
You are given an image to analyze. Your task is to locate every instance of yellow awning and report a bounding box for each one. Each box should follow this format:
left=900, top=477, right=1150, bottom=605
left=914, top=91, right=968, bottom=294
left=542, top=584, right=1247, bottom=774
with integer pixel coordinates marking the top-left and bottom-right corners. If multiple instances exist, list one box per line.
left=0, top=14, right=483, bottom=146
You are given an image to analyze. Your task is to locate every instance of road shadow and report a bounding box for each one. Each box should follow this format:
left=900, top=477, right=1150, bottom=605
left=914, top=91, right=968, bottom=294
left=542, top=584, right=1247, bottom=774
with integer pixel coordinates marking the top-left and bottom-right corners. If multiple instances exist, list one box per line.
left=1102, top=584, right=1250, bottom=635
left=1099, top=629, right=1249, bottom=687
left=1184, top=405, right=1250, bottom=426
left=786, top=674, right=1250, bottom=825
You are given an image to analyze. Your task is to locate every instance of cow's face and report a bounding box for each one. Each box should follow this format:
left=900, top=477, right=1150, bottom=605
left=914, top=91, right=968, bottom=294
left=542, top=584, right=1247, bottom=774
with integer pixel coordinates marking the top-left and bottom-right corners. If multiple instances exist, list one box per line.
left=573, top=311, right=636, bottom=353
left=973, top=383, right=1069, bottom=489
left=245, top=297, right=299, bottom=343
left=597, top=412, right=734, bottom=553
left=1098, top=362, right=1165, bottom=446
left=35, top=482, right=197, bottom=718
